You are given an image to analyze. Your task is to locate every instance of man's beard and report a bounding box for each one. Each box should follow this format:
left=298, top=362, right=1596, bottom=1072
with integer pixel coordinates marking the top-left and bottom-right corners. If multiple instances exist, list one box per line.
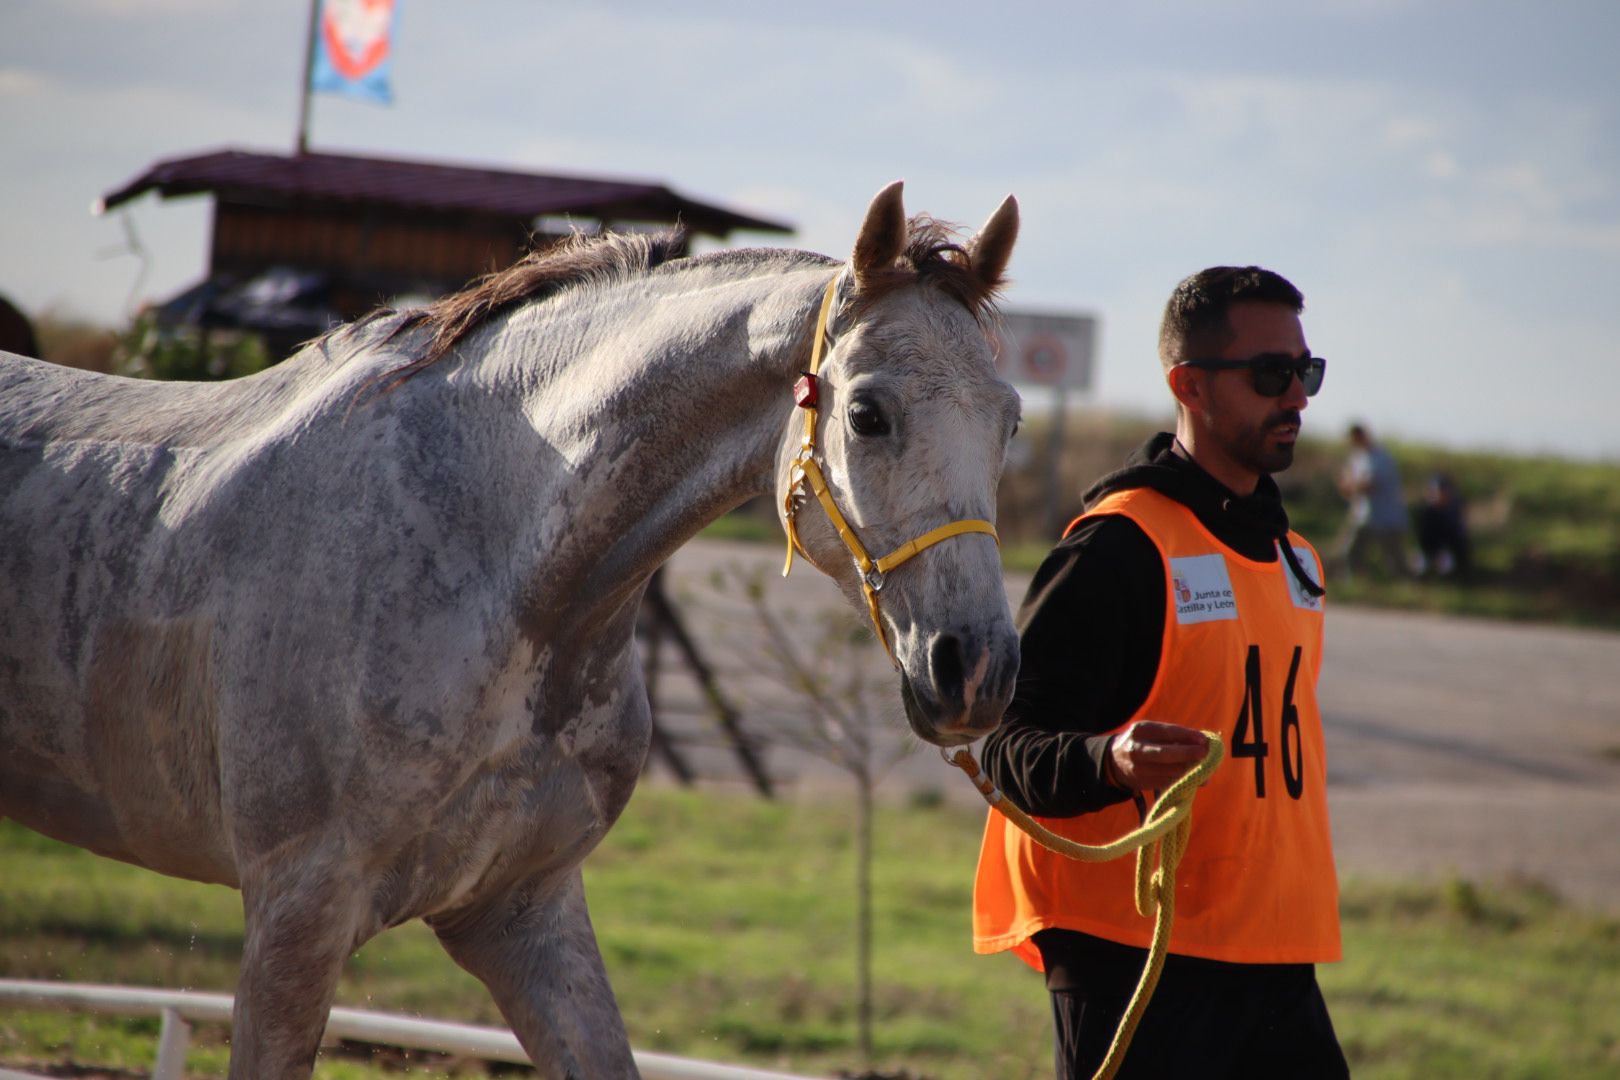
left=1233, top=408, right=1302, bottom=476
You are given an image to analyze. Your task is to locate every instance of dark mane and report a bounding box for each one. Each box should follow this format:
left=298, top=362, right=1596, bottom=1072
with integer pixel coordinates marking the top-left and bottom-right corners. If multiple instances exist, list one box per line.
left=853, top=214, right=1006, bottom=323
left=377, top=229, right=687, bottom=384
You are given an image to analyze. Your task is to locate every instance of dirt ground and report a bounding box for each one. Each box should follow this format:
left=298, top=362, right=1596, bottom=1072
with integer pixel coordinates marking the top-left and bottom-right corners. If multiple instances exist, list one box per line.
left=654, top=538, right=1620, bottom=912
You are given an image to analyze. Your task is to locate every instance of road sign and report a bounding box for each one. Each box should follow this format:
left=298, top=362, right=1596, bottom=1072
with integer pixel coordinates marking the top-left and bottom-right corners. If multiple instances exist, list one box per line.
left=989, top=310, right=1096, bottom=391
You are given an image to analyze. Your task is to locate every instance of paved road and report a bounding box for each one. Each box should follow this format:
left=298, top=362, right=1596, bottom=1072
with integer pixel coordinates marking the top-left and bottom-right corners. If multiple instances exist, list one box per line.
left=649, top=539, right=1620, bottom=912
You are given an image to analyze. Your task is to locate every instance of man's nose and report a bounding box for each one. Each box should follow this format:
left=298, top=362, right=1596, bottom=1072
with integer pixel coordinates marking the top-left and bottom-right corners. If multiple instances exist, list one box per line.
left=1282, top=371, right=1310, bottom=408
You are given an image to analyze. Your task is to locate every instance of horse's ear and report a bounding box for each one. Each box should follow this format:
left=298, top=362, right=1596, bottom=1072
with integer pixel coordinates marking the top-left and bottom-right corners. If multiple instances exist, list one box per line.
left=967, top=194, right=1019, bottom=293
left=852, top=180, right=908, bottom=284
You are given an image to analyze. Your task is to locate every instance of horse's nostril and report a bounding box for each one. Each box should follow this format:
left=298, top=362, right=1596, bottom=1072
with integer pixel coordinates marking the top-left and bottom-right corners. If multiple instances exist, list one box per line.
left=930, top=633, right=966, bottom=699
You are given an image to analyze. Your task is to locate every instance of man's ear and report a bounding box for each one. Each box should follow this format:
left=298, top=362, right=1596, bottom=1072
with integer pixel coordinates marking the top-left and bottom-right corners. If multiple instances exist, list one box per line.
left=1167, top=364, right=1203, bottom=412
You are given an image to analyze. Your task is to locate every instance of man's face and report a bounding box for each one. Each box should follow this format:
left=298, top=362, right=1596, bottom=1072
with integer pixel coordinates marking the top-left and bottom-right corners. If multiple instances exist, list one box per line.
left=1195, top=301, right=1311, bottom=478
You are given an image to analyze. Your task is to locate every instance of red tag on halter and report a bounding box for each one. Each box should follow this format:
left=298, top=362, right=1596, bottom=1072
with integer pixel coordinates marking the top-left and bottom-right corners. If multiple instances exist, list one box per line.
left=794, top=372, right=819, bottom=409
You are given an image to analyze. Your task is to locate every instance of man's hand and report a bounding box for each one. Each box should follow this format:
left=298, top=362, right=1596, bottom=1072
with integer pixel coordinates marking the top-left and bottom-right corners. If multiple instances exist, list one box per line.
left=1106, top=721, right=1211, bottom=792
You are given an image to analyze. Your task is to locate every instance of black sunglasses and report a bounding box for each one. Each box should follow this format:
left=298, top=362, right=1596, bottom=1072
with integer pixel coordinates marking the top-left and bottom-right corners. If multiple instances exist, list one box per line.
left=1175, top=353, right=1326, bottom=397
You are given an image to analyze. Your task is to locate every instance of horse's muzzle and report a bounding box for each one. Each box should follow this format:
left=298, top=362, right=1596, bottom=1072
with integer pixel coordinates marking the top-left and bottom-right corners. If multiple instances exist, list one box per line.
left=899, top=629, right=1018, bottom=746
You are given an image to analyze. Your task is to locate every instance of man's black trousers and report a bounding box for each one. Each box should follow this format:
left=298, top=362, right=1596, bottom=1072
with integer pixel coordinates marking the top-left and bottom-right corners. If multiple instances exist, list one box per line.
left=1038, top=929, right=1350, bottom=1079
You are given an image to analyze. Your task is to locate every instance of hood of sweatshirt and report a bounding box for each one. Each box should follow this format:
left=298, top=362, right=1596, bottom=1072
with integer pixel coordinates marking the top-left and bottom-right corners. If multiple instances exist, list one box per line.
left=1082, top=432, right=1325, bottom=597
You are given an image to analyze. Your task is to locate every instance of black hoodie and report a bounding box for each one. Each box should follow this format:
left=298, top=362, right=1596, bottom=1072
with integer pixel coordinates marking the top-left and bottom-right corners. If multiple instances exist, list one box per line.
left=980, top=432, right=1324, bottom=818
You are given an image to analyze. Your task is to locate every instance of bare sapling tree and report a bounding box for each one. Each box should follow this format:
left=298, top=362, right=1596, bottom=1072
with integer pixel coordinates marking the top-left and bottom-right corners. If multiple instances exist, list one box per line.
left=693, top=565, right=916, bottom=1067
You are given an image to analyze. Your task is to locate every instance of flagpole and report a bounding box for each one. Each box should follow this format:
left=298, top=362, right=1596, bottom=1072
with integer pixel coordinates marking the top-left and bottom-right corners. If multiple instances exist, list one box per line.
left=296, top=0, right=320, bottom=155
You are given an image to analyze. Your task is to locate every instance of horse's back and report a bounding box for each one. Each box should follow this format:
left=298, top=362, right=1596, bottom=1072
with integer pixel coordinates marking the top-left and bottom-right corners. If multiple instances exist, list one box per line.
left=0, top=340, right=366, bottom=448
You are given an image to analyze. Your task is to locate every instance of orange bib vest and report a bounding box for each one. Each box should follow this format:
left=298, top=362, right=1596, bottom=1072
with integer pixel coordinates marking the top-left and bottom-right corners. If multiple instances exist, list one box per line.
left=973, top=487, right=1341, bottom=968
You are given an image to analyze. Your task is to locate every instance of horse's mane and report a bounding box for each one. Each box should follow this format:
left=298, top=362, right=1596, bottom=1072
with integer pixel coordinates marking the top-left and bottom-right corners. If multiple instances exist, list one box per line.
left=373, top=229, right=687, bottom=386
left=367, top=213, right=1002, bottom=388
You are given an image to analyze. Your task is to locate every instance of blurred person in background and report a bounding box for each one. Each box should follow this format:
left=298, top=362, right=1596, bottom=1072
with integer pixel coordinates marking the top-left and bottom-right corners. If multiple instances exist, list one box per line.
left=1333, top=421, right=1410, bottom=580
left=1416, top=470, right=1472, bottom=579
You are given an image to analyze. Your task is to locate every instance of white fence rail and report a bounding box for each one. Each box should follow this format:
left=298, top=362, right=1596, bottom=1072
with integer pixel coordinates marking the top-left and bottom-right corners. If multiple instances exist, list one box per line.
left=0, top=979, right=827, bottom=1080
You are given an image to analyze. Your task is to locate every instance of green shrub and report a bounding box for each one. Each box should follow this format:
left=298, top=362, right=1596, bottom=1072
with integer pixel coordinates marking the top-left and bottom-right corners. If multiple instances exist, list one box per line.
left=114, top=313, right=272, bottom=381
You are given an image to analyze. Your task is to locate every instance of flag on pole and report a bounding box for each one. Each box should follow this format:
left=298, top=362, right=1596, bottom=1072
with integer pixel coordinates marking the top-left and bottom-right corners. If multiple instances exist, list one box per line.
left=310, top=0, right=397, bottom=105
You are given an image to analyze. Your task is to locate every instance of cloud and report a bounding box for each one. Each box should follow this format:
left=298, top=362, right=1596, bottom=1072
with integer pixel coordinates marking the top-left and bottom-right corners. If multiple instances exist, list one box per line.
left=1421, top=150, right=1459, bottom=181
left=69, top=0, right=239, bottom=14
left=0, top=67, right=50, bottom=96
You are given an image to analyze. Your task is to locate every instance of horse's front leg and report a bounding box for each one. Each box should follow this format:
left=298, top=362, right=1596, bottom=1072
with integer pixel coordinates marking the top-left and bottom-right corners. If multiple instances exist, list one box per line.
left=430, top=868, right=637, bottom=1080
left=231, top=847, right=370, bottom=1080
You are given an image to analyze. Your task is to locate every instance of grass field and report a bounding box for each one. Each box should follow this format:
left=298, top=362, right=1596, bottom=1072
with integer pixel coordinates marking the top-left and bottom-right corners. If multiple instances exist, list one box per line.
left=3, top=787, right=1617, bottom=1079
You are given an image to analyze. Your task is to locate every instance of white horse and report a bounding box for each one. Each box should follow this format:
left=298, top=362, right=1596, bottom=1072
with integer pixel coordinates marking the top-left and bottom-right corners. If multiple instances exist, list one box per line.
left=0, top=182, right=1021, bottom=1079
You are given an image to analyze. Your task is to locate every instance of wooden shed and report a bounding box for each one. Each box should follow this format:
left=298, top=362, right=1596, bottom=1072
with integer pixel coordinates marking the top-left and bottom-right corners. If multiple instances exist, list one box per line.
left=97, top=147, right=794, bottom=354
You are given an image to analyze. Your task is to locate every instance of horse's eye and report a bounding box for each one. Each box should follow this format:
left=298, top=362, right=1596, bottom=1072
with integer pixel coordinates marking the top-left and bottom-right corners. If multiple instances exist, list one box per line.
left=848, top=398, right=890, bottom=437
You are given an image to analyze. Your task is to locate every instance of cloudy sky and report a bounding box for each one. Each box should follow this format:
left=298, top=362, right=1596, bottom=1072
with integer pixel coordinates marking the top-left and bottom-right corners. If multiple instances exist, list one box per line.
left=2, top=0, right=1616, bottom=460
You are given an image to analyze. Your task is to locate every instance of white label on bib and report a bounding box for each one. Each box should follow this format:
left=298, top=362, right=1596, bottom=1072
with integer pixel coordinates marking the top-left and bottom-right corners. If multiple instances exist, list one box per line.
left=1170, top=554, right=1238, bottom=624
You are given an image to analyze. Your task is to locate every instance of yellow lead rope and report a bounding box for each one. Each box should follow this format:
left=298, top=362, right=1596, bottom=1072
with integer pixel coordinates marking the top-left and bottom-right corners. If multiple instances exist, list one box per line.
left=944, top=732, right=1225, bottom=1080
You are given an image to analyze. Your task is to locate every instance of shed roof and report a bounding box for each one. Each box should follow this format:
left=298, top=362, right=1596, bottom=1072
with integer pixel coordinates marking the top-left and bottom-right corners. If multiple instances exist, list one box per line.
left=96, top=147, right=793, bottom=239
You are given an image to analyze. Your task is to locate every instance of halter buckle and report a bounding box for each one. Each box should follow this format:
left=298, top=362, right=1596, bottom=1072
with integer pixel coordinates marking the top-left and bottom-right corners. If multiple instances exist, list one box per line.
left=864, top=567, right=886, bottom=592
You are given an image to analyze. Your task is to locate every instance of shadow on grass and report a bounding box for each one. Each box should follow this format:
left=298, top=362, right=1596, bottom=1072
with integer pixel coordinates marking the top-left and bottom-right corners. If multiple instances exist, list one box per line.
left=7, top=916, right=243, bottom=956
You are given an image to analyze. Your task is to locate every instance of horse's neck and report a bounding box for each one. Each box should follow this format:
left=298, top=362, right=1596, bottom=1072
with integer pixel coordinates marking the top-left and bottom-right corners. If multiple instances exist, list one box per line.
left=484, top=260, right=832, bottom=614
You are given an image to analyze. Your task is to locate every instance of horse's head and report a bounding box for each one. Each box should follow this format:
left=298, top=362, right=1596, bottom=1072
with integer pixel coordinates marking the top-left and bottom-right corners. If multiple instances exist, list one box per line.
left=776, top=181, right=1022, bottom=747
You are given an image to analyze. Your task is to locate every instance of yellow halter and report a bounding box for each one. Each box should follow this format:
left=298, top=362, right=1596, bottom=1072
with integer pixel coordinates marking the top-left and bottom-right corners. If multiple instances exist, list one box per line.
left=781, top=276, right=999, bottom=665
